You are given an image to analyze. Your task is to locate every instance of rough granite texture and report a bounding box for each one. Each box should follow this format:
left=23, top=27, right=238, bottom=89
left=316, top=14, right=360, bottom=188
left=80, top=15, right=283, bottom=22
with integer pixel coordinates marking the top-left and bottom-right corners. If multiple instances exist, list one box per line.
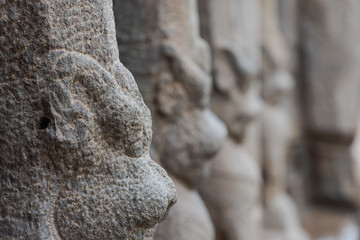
left=113, top=0, right=227, bottom=239
left=0, top=1, right=176, bottom=239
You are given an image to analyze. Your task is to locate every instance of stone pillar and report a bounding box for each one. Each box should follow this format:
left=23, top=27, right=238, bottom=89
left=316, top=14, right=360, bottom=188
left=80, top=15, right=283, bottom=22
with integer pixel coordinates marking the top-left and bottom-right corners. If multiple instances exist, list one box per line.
left=351, top=121, right=360, bottom=211
left=299, top=0, right=360, bottom=206
left=0, top=1, right=176, bottom=239
left=261, top=0, right=309, bottom=239
left=113, top=0, right=227, bottom=239
left=276, top=0, right=309, bottom=211
left=197, top=0, right=264, bottom=239
left=278, top=0, right=299, bottom=73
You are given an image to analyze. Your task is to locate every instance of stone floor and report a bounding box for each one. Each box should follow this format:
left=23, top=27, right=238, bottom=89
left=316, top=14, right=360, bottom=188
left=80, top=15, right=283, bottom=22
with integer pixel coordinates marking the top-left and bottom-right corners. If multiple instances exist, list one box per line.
left=302, top=207, right=359, bottom=240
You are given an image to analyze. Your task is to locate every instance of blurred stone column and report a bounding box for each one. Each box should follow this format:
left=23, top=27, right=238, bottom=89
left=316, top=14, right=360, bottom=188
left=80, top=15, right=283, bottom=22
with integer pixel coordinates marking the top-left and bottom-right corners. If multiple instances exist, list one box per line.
left=299, top=0, right=360, bottom=206
left=113, top=0, right=227, bottom=239
left=278, top=0, right=299, bottom=73
left=261, top=0, right=309, bottom=239
left=277, top=0, right=311, bottom=211
left=197, top=0, right=264, bottom=239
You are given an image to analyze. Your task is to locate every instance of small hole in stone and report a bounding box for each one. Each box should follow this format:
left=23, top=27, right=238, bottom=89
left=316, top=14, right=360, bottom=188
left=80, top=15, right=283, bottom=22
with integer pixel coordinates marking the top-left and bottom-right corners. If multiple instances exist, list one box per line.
left=39, top=117, right=50, bottom=130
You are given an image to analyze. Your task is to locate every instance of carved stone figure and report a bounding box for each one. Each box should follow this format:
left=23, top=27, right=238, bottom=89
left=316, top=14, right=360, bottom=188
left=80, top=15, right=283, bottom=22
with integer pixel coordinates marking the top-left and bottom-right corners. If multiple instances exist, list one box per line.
left=350, top=121, right=360, bottom=220
left=0, top=1, right=176, bottom=239
left=197, top=0, right=264, bottom=239
left=261, top=1, right=309, bottom=239
left=299, top=0, right=360, bottom=205
left=276, top=0, right=308, bottom=210
left=113, top=0, right=227, bottom=239
left=277, top=0, right=299, bottom=73
left=261, top=71, right=309, bottom=240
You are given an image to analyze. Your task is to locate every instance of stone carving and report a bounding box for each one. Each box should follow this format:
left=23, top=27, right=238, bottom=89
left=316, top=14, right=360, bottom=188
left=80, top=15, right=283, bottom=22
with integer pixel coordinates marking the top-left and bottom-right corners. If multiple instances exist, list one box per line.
left=0, top=1, right=176, bottom=239
left=277, top=0, right=299, bottom=73
left=113, top=0, right=227, bottom=239
left=197, top=0, right=264, bottom=239
left=261, top=71, right=309, bottom=240
left=351, top=122, right=360, bottom=211
left=276, top=0, right=308, bottom=210
left=261, top=0, right=308, bottom=239
left=299, top=0, right=360, bottom=205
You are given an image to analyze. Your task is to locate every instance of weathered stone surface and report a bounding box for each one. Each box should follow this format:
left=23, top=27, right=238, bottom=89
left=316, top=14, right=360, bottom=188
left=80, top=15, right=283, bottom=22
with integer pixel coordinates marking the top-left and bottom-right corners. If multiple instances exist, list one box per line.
left=351, top=122, right=360, bottom=209
left=276, top=0, right=309, bottom=210
left=302, top=208, right=359, bottom=240
left=263, top=193, right=309, bottom=240
left=197, top=0, right=264, bottom=239
left=113, top=0, right=227, bottom=239
left=299, top=0, right=360, bottom=204
left=200, top=139, right=262, bottom=240
left=261, top=68, right=308, bottom=240
left=308, top=139, right=356, bottom=203
left=154, top=177, right=215, bottom=240
left=198, top=0, right=262, bottom=140
left=300, top=0, right=360, bottom=136
left=262, top=70, right=295, bottom=195
left=0, top=1, right=176, bottom=239
left=261, top=0, right=309, bottom=239
left=278, top=0, right=299, bottom=73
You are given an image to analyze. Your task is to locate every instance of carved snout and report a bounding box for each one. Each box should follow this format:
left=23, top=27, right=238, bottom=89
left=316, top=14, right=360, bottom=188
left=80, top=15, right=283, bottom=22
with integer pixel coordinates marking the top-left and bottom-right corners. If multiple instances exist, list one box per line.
left=197, top=109, right=228, bottom=160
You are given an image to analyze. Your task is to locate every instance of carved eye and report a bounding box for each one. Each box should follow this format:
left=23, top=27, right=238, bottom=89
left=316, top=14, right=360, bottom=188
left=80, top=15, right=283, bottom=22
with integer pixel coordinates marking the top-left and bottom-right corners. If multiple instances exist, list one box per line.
left=213, top=52, right=237, bottom=95
left=39, top=116, right=50, bottom=130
